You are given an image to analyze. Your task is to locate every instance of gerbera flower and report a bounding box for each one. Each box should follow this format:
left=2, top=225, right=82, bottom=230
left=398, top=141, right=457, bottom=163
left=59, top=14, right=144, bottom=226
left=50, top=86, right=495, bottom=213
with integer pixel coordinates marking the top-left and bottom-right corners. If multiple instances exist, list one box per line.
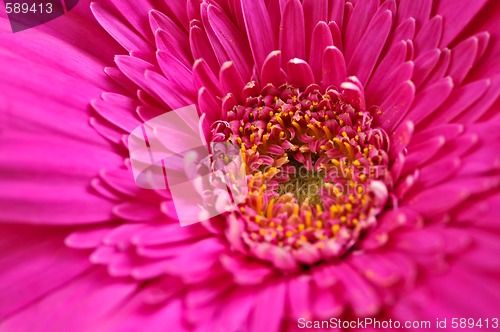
left=1, top=0, right=500, bottom=331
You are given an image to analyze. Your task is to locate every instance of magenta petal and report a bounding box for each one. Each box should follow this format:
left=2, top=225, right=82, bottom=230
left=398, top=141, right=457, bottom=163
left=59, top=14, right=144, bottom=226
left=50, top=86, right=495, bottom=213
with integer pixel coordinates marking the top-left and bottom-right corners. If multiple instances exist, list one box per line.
left=145, top=70, right=193, bottom=109
left=279, top=0, right=305, bottom=65
left=322, top=46, right=346, bottom=88
left=287, top=276, right=311, bottom=318
left=455, top=74, right=500, bottom=123
left=328, top=0, right=345, bottom=29
left=309, top=22, right=334, bottom=82
left=91, top=3, right=150, bottom=53
left=407, top=77, right=454, bottom=126
left=448, top=36, right=479, bottom=85
left=286, top=59, right=315, bottom=89
left=426, top=79, right=490, bottom=126
left=436, top=0, right=488, bottom=47
left=91, top=93, right=141, bottom=132
left=193, top=59, right=223, bottom=99
left=413, top=15, right=443, bottom=57
left=261, top=51, right=287, bottom=87
left=389, top=17, right=416, bottom=49
left=335, top=263, right=381, bottom=317
left=370, top=61, right=414, bottom=107
left=0, top=134, right=119, bottom=224
left=378, top=80, right=415, bottom=133
left=302, top=0, right=328, bottom=55
left=412, top=49, right=441, bottom=89
left=207, top=4, right=253, bottom=80
left=156, top=50, right=195, bottom=97
left=189, top=25, right=220, bottom=75
left=403, top=136, right=446, bottom=173
left=347, top=10, right=393, bottom=85
left=250, top=281, right=286, bottom=332
left=366, top=40, right=408, bottom=101
left=220, top=61, right=246, bottom=102
left=343, top=0, right=379, bottom=61
left=241, top=0, right=275, bottom=72
left=418, top=157, right=461, bottom=187
left=396, top=0, right=432, bottom=31
left=389, top=120, right=414, bottom=156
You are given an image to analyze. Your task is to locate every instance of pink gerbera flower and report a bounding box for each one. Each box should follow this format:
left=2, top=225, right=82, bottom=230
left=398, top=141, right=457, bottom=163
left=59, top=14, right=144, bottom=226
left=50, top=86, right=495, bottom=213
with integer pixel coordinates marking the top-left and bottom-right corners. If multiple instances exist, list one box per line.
left=1, top=0, right=500, bottom=331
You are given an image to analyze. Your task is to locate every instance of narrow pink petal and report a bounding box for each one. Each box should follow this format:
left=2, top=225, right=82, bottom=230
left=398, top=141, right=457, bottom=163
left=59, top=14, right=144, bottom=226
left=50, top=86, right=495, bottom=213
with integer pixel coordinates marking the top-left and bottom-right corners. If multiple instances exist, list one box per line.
left=89, top=117, right=124, bottom=145
left=198, top=87, right=222, bottom=123
left=155, top=29, right=192, bottom=68
left=2, top=269, right=137, bottom=332
left=302, top=0, right=328, bottom=57
left=114, top=55, right=159, bottom=101
left=156, top=50, right=195, bottom=97
left=220, top=61, right=246, bottom=102
left=132, top=224, right=210, bottom=247
left=322, top=46, right=346, bottom=88
left=389, top=17, right=415, bottom=49
left=328, top=21, right=343, bottom=51
left=448, top=36, right=479, bottom=85
left=159, top=0, right=189, bottom=29
left=343, top=0, right=379, bottom=61
left=347, top=10, right=393, bottom=85
left=407, top=77, right=454, bottom=126
left=366, top=40, right=408, bottom=100
left=279, top=0, right=305, bottom=65
left=287, top=276, right=311, bottom=318
left=220, top=254, right=273, bottom=285
left=413, top=15, right=443, bottom=57
left=389, top=120, right=414, bottom=156
left=193, top=59, right=222, bottom=97
left=145, top=69, right=195, bottom=109
left=311, top=284, right=344, bottom=318
left=395, top=229, right=445, bottom=254
left=190, top=25, right=220, bottom=74
left=335, top=263, right=381, bottom=317
left=201, top=3, right=230, bottom=66
left=418, top=157, right=461, bottom=187
left=104, top=66, right=137, bottom=93
left=436, top=0, right=488, bottom=47
left=406, top=177, right=499, bottom=217
left=286, top=59, right=315, bottom=89
left=426, top=79, right=490, bottom=126
left=207, top=4, right=253, bottom=80
left=370, top=61, right=414, bottom=107
left=91, top=3, right=150, bottom=52
left=0, top=226, right=92, bottom=317
left=309, top=22, right=333, bottom=81
left=403, top=136, right=446, bottom=173
left=108, top=0, right=153, bottom=40
left=422, top=48, right=451, bottom=87
left=396, top=0, right=432, bottom=31
left=412, top=49, right=441, bottom=89
left=378, top=80, right=415, bottom=134
left=65, top=227, right=112, bottom=249
left=455, top=74, right=500, bottom=123
left=328, top=0, right=345, bottom=29
left=266, top=0, right=282, bottom=47
left=250, top=281, right=286, bottom=332
left=241, top=0, right=275, bottom=72
left=91, top=93, right=141, bottom=132
left=211, top=288, right=256, bottom=331
left=113, top=202, right=162, bottom=222
left=261, top=51, right=287, bottom=87
left=0, top=134, right=119, bottom=224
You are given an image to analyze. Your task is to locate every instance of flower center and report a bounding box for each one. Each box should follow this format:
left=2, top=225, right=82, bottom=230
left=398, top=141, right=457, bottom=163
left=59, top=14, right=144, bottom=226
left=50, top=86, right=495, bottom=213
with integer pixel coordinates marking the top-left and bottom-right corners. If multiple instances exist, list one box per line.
left=214, top=82, right=391, bottom=270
